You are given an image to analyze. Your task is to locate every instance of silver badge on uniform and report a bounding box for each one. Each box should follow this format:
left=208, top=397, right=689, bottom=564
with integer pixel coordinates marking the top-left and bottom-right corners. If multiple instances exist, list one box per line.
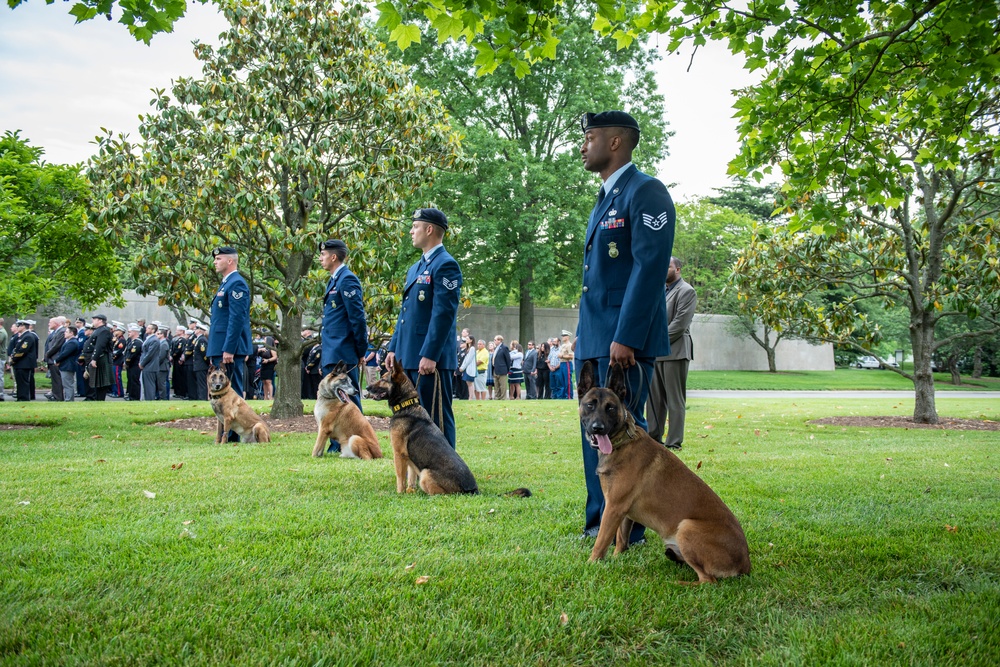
left=418, top=290, right=426, bottom=301
left=608, top=242, right=619, bottom=258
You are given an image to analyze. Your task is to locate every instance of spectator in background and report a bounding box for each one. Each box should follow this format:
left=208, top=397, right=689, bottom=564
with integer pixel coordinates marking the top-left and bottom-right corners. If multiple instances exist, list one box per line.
left=509, top=341, right=524, bottom=399
left=474, top=339, right=489, bottom=400
left=523, top=340, right=538, bottom=399
left=547, top=336, right=564, bottom=399
left=492, top=335, right=511, bottom=400
left=536, top=341, right=551, bottom=400
left=56, top=326, right=80, bottom=401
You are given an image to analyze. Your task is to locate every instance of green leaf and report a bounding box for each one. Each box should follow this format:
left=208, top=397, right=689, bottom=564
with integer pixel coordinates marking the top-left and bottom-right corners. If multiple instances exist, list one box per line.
left=389, top=23, right=421, bottom=51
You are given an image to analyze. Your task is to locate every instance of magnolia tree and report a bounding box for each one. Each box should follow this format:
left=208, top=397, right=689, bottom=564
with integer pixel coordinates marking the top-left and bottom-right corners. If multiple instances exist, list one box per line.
left=89, top=0, right=462, bottom=418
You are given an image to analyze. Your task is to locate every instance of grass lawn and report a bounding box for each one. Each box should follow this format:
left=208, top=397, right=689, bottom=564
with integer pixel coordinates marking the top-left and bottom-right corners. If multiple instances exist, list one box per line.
left=688, top=368, right=1000, bottom=391
left=2, top=396, right=998, bottom=665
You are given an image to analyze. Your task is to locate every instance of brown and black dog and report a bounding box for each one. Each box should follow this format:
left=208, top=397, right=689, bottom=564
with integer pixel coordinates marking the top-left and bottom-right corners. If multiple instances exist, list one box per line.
left=578, top=361, right=750, bottom=583
left=208, top=366, right=271, bottom=444
left=366, top=364, right=480, bottom=495
left=313, top=363, right=383, bottom=459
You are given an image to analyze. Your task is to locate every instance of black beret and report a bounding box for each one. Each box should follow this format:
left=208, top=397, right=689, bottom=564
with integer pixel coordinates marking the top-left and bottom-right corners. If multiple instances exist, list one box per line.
left=581, top=111, right=641, bottom=133
left=212, top=246, right=237, bottom=257
left=413, top=208, right=448, bottom=229
left=318, top=239, right=348, bottom=253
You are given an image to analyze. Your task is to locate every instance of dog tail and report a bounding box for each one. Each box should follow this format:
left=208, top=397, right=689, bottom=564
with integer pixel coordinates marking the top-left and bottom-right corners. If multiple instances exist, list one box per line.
left=254, top=422, right=271, bottom=443
left=502, top=487, right=532, bottom=498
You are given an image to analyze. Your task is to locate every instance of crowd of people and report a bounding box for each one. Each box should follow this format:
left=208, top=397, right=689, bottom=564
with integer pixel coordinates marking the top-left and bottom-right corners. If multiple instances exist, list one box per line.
left=450, top=329, right=577, bottom=401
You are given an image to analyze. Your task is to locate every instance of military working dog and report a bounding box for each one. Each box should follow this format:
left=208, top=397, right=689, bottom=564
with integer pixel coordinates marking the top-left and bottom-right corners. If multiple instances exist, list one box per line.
left=366, top=364, right=479, bottom=495
left=578, top=361, right=750, bottom=584
left=208, top=366, right=271, bottom=444
left=313, top=363, right=383, bottom=459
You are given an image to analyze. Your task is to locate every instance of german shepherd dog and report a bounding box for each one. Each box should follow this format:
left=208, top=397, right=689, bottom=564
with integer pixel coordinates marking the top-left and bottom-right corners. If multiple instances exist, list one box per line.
left=313, top=363, right=383, bottom=459
left=365, top=364, right=479, bottom=495
left=207, top=366, right=271, bottom=444
left=578, top=362, right=750, bottom=583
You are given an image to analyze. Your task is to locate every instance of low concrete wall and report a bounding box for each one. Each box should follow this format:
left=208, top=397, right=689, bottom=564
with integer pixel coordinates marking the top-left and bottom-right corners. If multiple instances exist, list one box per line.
left=689, top=314, right=834, bottom=371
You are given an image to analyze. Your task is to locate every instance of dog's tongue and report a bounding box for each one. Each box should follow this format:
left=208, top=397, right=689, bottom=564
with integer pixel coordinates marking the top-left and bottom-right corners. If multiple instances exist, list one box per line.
left=595, top=434, right=613, bottom=455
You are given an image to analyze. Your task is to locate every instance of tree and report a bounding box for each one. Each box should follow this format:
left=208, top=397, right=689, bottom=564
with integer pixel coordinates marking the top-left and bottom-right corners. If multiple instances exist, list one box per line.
left=8, top=0, right=192, bottom=43
left=0, top=131, right=121, bottom=314
left=392, top=4, right=669, bottom=344
left=669, top=199, right=752, bottom=316
left=88, top=0, right=461, bottom=418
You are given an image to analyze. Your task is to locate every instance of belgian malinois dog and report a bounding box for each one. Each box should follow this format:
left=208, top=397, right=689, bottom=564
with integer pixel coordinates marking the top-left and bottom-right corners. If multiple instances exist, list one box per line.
left=207, top=366, right=270, bottom=444
left=366, top=364, right=480, bottom=495
left=313, top=363, right=383, bottom=459
left=578, top=361, right=750, bottom=584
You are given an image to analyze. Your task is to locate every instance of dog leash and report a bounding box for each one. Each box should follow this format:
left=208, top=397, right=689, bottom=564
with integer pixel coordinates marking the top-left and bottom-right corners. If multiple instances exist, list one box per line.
left=429, top=369, right=444, bottom=433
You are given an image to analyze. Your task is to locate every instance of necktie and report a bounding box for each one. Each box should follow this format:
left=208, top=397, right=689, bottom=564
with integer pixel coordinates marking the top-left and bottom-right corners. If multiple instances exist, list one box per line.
left=597, top=186, right=606, bottom=207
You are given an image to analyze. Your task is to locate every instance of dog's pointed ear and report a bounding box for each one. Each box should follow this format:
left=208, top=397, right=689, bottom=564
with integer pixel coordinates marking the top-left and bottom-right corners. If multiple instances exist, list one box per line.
left=607, top=363, right=629, bottom=402
left=577, top=361, right=596, bottom=398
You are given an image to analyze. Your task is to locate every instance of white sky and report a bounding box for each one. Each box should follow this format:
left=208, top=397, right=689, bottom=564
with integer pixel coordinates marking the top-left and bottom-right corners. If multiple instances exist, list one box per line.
left=1, top=2, right=758, bottom=201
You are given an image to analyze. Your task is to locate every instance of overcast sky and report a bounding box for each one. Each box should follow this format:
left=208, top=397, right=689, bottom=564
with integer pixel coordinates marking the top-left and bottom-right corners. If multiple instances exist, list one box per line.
left=1, top=2, right=758, bottom=202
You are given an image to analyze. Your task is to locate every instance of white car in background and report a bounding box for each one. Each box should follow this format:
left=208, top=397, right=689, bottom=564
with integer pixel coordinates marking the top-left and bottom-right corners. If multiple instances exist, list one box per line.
left=855, top=356, right=882, bottom=369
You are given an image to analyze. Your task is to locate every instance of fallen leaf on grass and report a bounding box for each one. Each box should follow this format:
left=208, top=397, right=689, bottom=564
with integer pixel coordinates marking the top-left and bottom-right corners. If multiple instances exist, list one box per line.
left=182, top=520, right=194, bottom=525
left=944, top=463, right=950, bottom=467
left=171, top=462, right=184, bottom=470
left=199, top=431, right=208, bottom=435
left=945, top=524, right=958, bottom=533
left=96, top=459, right=106, bottom=463
left=886, top=458, right=893, bottom=462
left=488, top=508, right=495, bottom=514
left=696, top=461, right=702, bottom=469
left=698, top=434, right=709, bottom=439
left=404, top=562, right=417, bottom=571
left=754, top=429, right=761, bottom=436
left=289, top=468, right=299, bottom=472
left=704, top=425, right=714, bottom=430
left=415, top=576, right=430, bottom=585
left=143, top=490, right=156, bottom=499
left=68, top=431, right=78, bottom=435
left=559, top=612, right=569, bottom=626
left=17, top=500, right=30, bottom=505
left=91, top=435, right=102, bottom=439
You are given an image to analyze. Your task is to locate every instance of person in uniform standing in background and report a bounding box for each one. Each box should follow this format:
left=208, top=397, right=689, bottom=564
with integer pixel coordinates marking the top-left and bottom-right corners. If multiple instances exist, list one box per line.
left=85, top=314, right=114, bottom=401
left=124, top=324, right=143, bottom=401
left=9, top=320, right=38, bottom=401
left=574, top=110, right=675, bottom=543
left=385, top=208, right=463, bottom=449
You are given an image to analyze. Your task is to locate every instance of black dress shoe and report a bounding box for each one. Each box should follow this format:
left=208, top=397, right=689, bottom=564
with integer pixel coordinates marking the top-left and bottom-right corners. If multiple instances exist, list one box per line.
left=665, top=442, right=682, bottom=450
left=580, top=526, right=600, bottom=539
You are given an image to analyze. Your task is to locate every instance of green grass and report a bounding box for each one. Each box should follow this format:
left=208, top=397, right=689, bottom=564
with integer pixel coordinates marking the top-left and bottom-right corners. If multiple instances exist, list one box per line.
left=689, top=368, right=1000, bottom=391
left=2, top=396, right=999, bottom=665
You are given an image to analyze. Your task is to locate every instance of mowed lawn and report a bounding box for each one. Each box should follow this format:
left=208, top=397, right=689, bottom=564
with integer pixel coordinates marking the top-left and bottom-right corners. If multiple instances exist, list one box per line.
left=1, top=394, right=998, bottom=665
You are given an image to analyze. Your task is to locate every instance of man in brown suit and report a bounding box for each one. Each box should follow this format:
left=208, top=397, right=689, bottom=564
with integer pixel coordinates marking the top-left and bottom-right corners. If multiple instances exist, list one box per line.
left=646, top=257, right=697, bottom=450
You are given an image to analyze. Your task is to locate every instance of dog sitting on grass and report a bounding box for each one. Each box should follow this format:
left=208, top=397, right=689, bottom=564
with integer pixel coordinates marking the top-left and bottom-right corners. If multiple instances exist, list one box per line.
left=208, top=366, right=270, bottom=444
left=312, top=363, right=383, bottom=459
left=578, top=361, right=749, bottom=584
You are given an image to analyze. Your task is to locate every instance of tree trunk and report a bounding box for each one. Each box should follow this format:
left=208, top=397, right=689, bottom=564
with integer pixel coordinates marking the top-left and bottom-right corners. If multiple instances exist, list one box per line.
left=766, top=345, right=777, bottom=373
left=910, top=312, right=938, bottom=424
left=519, top=271, right=535, bottom=346
left=972, top=346, right=982, bottom=379
left=948, top=355, right=962, bottom=386
left=271, top=308, right=304, bottom=419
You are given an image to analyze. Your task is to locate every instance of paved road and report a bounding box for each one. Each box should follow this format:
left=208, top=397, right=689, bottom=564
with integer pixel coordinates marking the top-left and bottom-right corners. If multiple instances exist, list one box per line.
left=690, top=390, right=1000, bottom=399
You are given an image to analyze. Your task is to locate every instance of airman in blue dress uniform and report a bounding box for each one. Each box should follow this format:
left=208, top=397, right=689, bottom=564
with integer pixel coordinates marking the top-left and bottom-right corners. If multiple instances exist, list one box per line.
left=207, top=247, right=253, bottom=408
left=385, top=208, right=463, bottom=449
left=574, top=111, right=676, bottom=543
left=318, top=238, right=369, bottom=413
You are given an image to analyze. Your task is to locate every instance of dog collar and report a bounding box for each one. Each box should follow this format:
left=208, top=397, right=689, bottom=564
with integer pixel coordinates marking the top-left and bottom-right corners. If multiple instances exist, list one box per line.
left=610, top=411, right=638, bottom=447
left=391, top=397, right=420, bottom=412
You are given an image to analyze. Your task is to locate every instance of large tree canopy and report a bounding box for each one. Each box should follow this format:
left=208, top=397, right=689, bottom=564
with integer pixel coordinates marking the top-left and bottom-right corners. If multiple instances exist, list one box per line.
left=88, top=0, right=462, bottom=417
left=0, top=131, right=121, bottom=314
left=392, top=3, right=668, bottom=343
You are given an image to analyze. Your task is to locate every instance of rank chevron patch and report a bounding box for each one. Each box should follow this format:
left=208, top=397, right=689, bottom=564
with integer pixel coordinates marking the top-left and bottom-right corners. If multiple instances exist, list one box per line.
left=442, top=277, right=459, bottom=291
left=642, top=217, right=670, bottom=232
left=642, top=212, right=671, bottom=231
